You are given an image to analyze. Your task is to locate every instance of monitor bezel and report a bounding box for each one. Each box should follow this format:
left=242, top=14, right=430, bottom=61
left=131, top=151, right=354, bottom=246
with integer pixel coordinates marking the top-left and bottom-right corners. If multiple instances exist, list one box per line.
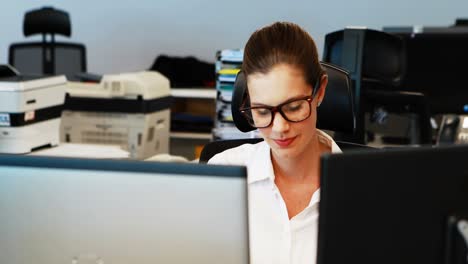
left=0, top=154, right=246, bottom=178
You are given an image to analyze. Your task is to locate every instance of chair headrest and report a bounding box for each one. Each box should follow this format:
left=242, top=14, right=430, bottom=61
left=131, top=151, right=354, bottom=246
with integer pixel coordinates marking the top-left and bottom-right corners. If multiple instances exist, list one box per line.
left=23, top=7, right=71, bottom=37
left=231, top=62, right=356, bottom=134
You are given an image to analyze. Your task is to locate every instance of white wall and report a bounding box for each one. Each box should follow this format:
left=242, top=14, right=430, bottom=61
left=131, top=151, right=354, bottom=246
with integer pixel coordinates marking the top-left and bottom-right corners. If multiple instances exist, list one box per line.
left=1, top=0, right=467, bottom=74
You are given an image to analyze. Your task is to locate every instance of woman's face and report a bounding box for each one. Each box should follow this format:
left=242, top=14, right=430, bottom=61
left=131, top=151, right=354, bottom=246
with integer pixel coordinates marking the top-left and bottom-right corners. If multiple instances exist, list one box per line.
left=246, top=64, right=325, bottom=160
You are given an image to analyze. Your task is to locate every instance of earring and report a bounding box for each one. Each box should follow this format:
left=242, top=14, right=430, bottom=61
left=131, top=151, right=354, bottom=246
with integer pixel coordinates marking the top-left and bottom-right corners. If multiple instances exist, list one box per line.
left=317, top=101, right=322, bottom=107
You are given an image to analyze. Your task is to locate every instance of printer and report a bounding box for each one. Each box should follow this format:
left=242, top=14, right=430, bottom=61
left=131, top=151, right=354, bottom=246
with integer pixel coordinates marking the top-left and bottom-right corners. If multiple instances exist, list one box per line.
left=61, top=71, right=172, bottom=159
left=0, top=65, right=67, bottom=153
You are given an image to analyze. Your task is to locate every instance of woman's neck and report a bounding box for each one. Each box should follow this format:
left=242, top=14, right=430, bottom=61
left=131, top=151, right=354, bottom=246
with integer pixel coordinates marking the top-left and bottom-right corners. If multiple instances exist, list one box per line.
left=272, top=134, right=324, bottom=185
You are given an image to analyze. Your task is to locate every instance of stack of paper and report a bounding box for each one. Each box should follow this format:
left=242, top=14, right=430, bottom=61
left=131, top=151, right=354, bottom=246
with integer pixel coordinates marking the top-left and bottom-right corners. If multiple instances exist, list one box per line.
left=212, top=49, right=260, bottom=141
left=30, top=143, right=130, bottom=159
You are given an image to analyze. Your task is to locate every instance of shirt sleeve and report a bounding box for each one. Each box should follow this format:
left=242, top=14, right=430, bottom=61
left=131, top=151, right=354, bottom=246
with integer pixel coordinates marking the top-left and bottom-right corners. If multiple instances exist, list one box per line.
left=207, top=144, right=254, bottom=166
left=207, top=152, right=229, bottom=165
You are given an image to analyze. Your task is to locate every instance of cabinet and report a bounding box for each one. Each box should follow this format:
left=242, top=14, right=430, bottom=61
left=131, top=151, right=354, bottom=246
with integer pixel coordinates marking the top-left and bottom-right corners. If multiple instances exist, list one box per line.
left=169, top=88, right=216, bottom=160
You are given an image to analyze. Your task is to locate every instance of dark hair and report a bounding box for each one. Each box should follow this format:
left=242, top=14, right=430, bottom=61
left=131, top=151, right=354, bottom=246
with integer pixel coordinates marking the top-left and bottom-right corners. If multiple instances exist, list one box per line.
left=243, top=22, right=325, bottom=90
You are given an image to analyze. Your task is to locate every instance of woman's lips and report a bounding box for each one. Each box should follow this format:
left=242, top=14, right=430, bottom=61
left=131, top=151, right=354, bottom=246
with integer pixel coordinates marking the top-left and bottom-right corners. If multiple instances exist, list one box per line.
left=273, top=137, right=296, bottom=147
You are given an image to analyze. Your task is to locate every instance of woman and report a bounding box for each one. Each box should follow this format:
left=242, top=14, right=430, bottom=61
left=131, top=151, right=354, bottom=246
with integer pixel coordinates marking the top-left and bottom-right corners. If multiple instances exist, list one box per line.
left=208, top=22, right=342, bottom=264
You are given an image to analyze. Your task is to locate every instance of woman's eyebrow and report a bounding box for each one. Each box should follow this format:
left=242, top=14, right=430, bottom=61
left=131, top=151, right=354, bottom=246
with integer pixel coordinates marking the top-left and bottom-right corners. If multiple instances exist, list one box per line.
left=250, top=94, right=309, bottom=107
left=250, top=102, right=272, bottom=107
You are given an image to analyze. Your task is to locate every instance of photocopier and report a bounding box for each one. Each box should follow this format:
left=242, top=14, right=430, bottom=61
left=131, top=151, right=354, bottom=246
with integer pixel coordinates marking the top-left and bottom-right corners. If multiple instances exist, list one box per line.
left=61, top=71, right=172, bottom=159
left=0, top=65, right=67, bottom=154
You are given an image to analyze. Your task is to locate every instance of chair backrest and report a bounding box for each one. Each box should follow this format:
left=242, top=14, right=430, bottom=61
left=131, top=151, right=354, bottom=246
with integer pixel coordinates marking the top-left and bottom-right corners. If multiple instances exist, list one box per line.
left=9, top=42, right=86, bottom=76
left=0, top=64, right=20, bottom=78
left=231, top=62, right=356, bottom=135
left=8, top=6, right=86, bottom=77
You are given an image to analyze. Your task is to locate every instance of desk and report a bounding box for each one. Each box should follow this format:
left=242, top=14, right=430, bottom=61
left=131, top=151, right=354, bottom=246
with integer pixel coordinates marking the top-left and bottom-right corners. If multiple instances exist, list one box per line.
left=29, top=143, right=130, bottom=159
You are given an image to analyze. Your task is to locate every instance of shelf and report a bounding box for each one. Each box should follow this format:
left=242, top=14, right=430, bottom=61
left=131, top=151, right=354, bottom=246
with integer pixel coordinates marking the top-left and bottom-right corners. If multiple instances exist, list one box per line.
left=170, top=132, right=213, bottom=140
left=171, top=88, right=216, bottom=99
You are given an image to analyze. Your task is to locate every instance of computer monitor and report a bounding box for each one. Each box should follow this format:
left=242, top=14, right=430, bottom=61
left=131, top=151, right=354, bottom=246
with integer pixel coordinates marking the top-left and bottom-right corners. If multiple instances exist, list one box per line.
left=389, top=32, right=468, bottom=115
left=0, top=155, right=248, bottom=264
left=318, top=145, right=468, bottom=264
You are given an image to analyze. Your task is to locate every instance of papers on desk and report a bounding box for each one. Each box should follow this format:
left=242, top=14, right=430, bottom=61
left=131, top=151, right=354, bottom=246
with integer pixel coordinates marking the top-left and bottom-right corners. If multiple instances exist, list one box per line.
left=217, top=68, right=241, bottom=83
left=212, top=127, right=260, bottom=140
left=219, top=49, right=243, bottom=63
left=218, top=68, right=241, bottom=75
left=214, top=49, right=249, bottom=140
left=217, top=104, right=234, bottom=123
left=30, top=143, right=130, bottom=159
left=218, top=90, right=233, bottom=103
left=218, top=75, right=236, bottom=83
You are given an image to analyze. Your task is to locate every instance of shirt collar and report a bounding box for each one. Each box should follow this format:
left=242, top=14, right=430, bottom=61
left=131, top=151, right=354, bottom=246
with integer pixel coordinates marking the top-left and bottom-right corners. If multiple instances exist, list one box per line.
left=246, top=129, right=342, bottom=185
left=317, top=129, right=342, bottom=154
left=246, top=141, right=275, bottom=184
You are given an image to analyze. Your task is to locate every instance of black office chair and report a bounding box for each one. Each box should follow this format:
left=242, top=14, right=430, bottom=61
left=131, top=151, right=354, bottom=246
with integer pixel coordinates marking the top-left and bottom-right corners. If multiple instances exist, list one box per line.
left=199, top=62, right=373, bottom=163
left=8, top=6, right=87, bottom=79
left=323, top=28, right=432, bottom=145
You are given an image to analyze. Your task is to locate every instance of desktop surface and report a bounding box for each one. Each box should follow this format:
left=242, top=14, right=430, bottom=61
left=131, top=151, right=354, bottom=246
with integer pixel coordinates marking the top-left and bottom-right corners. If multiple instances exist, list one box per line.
left=318, top=145, right=468, bottom=264
left=0, top=155, right=248, bottom=264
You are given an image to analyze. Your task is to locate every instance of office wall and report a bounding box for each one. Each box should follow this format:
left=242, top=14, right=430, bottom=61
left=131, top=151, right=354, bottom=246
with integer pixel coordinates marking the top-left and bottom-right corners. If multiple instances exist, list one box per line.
left=1, top=0, right=467, bottom=75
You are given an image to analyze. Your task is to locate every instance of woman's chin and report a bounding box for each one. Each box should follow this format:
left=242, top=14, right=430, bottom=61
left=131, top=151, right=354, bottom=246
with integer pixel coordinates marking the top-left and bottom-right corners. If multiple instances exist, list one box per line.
left=270, top=145, right=301, bottom=160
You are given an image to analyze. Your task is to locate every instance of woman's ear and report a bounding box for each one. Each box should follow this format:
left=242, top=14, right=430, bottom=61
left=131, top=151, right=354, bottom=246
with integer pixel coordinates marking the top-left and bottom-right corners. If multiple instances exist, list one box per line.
left=316, top=74, right=328, bottom=107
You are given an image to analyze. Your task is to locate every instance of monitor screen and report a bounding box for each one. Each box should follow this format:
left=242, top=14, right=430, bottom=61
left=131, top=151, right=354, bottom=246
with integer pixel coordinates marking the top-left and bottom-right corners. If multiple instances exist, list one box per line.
left=393, top=32, right=468, bottom=114
left=0, top=155, right=248, bottom=264
left=318, top=145, right=468, bottom=264
left=325, top=29, right=468, bottom=115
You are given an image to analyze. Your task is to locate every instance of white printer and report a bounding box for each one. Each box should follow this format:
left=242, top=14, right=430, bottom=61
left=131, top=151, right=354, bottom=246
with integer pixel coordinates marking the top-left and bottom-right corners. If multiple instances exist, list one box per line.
left=61, top=71, right=171, bottom=159
left=0, top=65, right=67, bottom=154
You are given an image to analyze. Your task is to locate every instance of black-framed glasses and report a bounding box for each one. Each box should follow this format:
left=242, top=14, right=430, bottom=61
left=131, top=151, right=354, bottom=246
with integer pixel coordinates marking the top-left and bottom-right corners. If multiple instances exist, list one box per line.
left=240, top=95, right=314, bottom=128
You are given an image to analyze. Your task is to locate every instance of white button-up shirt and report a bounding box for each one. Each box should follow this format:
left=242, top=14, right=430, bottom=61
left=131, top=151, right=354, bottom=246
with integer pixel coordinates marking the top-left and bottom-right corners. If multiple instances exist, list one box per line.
left=208, top=129, right=342, bottom=264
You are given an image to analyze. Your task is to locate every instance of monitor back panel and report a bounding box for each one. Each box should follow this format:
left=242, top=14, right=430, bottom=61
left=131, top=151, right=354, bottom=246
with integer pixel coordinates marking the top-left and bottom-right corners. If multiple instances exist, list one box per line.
left=318, top=145, right=468, bottom=264
left=0, top=156, right=248, bottom=264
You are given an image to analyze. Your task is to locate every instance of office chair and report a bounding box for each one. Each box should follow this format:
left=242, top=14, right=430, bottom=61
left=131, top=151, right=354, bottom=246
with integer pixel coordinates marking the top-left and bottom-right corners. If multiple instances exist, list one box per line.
left=8, top=6, right=87, bottom=79
left=199, top=62, right=373, bottom=163
left=323, top=28, right=432, bottom=145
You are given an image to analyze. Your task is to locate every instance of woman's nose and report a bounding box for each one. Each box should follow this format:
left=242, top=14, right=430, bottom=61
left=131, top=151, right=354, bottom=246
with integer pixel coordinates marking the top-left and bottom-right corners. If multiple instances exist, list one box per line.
left=270, top=112, right=290, bottom=132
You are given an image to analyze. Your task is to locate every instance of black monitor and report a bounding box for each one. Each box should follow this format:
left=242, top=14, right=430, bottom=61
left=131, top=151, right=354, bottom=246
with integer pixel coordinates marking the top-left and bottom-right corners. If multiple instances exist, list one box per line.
left=318, top=145, right=468, bottom=264
left=0, top=155, right=249, bottom=264
left=390, top=32, right=468, bottom=115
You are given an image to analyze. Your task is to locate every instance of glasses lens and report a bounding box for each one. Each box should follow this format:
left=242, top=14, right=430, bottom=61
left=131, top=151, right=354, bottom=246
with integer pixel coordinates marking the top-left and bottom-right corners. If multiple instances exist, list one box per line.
left=241, top=98, right=312, bottom=128
left=243, top=108, right=271, bottom=128
left=281, top=99, right=311, bottom=122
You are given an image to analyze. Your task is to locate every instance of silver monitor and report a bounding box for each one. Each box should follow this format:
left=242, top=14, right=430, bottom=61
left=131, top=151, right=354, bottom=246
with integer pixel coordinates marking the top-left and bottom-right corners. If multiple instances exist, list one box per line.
left=0, top=155, right=248, bottom=264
